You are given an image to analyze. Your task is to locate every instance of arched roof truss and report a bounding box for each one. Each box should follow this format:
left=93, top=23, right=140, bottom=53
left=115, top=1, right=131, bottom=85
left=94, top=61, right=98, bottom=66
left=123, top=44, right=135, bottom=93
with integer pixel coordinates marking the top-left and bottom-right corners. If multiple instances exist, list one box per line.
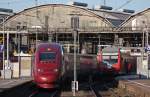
left=5, top=4, right=114, bottom=33
left=120, top=8, right=150, bottom=32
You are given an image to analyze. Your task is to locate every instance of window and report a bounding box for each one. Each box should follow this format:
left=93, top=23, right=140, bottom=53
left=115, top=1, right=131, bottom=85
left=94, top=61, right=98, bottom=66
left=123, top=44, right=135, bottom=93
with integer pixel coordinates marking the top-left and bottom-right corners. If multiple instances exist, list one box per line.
left=104, top=59, right=118, bottom=66
left=71, top=17, right=79, bottom=29
left=39, top=52, right=56, bottom=61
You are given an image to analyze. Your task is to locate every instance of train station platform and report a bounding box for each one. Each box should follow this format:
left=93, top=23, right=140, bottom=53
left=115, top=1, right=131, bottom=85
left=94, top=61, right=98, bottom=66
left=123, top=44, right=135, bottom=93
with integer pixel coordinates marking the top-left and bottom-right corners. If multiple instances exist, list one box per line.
left=116, top=75, right=150, bottom=97
left=0, top=78, right=31, bottom=93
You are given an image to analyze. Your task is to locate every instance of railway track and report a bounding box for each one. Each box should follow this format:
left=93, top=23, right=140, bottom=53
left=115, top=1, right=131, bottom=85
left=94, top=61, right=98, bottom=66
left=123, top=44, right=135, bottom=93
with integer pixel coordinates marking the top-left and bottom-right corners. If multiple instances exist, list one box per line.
left=88, top=75, right=119, bottom=97
left=75, top=75, right=103, bottom=97
left=90, top=83, right=100, bottom=97
left=29, top=89, right=59, bottom=97
left=89, top=75, right=103, bottom=97
left=27, top=74, right=131, bottom=97
left=0, top=75, right=134, bottom=97
left=91, top=81, right=118, bottom=97
left=90, top=78, right=134, bottom=97
left=102, top=83, right=119, bottom=97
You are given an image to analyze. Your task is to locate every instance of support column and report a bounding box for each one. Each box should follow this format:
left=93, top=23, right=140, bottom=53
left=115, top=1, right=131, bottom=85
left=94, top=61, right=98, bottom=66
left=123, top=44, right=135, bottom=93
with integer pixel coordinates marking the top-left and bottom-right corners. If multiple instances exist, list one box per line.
left=77, top=33, right=80, bottom=53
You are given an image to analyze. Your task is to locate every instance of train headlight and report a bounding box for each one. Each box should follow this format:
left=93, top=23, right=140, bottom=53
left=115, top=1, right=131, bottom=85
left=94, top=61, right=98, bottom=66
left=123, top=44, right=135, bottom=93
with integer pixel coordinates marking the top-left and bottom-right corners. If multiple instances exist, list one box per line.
left=41, top=77, right=46, bottom=81
left=53, top=68, right=58, bottom=72
left=37, top=69, right=44, bottom=72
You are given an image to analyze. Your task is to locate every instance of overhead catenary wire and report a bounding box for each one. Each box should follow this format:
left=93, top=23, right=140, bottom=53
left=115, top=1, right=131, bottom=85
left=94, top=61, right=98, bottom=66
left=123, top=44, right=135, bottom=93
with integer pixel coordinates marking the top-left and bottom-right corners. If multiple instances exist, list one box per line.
left=103, top=0, right=106, bottom=6
left=114, top=0, right=134, bottom=11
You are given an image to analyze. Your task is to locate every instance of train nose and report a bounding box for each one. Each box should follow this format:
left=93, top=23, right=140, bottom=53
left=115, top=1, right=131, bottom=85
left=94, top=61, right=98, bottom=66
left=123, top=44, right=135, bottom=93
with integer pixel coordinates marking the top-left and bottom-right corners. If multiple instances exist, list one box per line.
left=40, top=76, right=48, bottom=81
left=37, top=68, right=59, bottom=73
left=36, top=74, right=59, bottom=83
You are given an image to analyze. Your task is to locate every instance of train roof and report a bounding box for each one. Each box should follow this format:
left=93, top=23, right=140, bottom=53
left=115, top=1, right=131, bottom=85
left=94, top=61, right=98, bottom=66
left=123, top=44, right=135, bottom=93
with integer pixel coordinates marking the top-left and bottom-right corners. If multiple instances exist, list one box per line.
left=37, top=43, right=62, bottom=50
left=102, top=46, right=119, bottom=53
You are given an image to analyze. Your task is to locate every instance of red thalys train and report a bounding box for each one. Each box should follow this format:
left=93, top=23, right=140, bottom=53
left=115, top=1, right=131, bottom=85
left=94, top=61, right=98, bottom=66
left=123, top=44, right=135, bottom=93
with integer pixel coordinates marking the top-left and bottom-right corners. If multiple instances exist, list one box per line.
left=32, top=43, right=65, bottom=88
left=97, top=48, right=121, bottom=75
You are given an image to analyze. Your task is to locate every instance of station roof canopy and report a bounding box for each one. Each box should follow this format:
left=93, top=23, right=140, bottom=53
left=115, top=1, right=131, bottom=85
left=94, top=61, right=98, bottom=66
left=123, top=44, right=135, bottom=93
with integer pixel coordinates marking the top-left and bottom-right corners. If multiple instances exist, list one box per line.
left=0, top=8, right=14, bottom=24
left=90, top=9, right=131, bottom=27
left=120, top=8, right=150, bottom=32
left=4, top=4, right=118, bottom=32
left=0, top=4, right=133, bottom=33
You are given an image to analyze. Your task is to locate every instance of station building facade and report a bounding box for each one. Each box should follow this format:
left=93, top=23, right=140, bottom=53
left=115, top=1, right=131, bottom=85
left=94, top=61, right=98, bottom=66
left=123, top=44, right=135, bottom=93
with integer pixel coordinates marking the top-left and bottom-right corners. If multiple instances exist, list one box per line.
left=0, top=4, right=132, bottom=55
left=0, top=4, right=149, bottom=78
left=0, top=8, right=14, bottom=70
left=0, top=4, right=149, bottom=55
left=120, top=8, right=150, bottom=48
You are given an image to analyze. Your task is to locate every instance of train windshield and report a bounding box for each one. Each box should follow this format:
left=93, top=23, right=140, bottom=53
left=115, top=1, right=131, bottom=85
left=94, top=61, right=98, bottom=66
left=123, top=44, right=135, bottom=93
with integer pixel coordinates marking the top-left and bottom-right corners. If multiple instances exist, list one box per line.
left=103, top=59, right=117, bottom=66
left=39, top=52, right=56, bottom=61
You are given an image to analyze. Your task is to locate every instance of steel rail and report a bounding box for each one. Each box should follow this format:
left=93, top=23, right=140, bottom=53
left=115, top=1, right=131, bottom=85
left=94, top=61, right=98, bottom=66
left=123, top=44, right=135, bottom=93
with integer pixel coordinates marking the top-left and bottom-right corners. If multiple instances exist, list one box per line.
left=50, top=90, right=59, bottom=97
left=102, top=82, right=119, bottom=97
left=28, top=90, right=39, bottom=97
left=89, top=75, right=102, bottom=97
left=28, top=90, right=59, bottom=97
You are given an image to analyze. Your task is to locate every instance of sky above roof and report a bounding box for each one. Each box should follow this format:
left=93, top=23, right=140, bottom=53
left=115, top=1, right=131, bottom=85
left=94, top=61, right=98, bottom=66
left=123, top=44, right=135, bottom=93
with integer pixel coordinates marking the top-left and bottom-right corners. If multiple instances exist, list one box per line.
left=0, top=0, right=149, bottom=13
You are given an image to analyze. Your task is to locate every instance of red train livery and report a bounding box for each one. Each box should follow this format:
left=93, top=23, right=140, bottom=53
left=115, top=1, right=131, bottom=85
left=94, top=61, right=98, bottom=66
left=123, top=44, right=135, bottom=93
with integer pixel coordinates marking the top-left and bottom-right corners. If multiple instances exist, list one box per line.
left=32, top=43, right=65, bottom=88
left=97, top=47, right=121, bottom=75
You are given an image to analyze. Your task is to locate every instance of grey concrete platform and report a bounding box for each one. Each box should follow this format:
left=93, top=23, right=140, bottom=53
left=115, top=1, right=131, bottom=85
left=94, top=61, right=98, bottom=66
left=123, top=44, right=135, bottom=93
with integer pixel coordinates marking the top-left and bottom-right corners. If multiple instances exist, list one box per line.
left=116, top=75, right=150, bottom=97
left=0, top=78, right=32, bottom=93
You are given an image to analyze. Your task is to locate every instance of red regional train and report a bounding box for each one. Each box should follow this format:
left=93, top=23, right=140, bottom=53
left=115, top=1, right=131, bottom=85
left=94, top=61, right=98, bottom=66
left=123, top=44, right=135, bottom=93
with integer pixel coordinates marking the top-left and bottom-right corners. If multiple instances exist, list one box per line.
left=32, top=43, right=65, bottom=88
left=97, top=46, right=121, bottom=75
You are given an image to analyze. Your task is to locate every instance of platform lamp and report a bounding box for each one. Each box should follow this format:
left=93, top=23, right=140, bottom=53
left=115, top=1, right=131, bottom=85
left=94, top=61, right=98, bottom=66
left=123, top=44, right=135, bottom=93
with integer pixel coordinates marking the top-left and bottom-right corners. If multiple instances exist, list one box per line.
left=6, top=24, right=10, bottom=79
left=142, top=20, right=149, bottom=79
left=145, top=23, right=150, bottom=79
left=1, top=17, right=5, bottom=79
left=1, top=16, right=10, bottom=79
left=71, top=15, right=79, bottom=96
left=1, top=17, right=12, bottom=79
left=31, top=26, right=41, bottom=49
left=0, top=17, right=12, bottom=79
left=16, top=22, right=21, bottom=78
left=145, top=28, right=149, bottom=79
